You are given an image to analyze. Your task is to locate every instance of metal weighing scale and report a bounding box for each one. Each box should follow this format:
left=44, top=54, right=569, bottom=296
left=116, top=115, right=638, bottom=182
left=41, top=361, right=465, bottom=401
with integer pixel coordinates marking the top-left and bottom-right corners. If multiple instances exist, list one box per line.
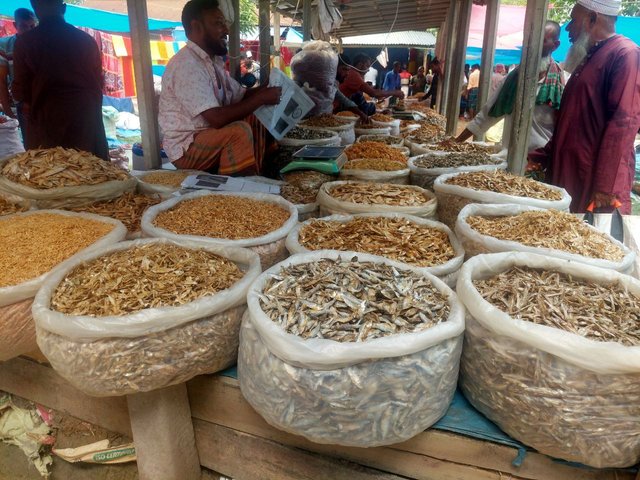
left=280, top=146, right=348, bottom=175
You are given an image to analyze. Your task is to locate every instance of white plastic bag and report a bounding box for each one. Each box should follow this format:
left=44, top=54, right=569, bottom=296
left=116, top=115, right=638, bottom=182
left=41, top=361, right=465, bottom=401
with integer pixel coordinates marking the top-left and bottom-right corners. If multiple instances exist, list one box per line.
left=371, top=118, right=400, bottom=136
left=304, top=123, right=355, bottom=146
left=433, top=171, right=571, bottom=230
left=239, top=251, right=465, bottom=446
left=0, top=118, right=24, bottom=158
left=33, top=238, right=262, bottom=396
left=277, top=128, right=341, bottom=148
left=285, top=213, right=465, bottom=286
left=317, top=180, right=437, bottom=219
left=0, top=155, right=137, bottom=209
left=141, top=190, right=298, bottom=269
left=456, top=252, right=640, bottom=468
left=339, top=163, right=410, bottom=184
left=455, top=204, right=636, bottom=272
left=355, top=126, right=391, bottom=137
left=408, top=153, right=506, bottom=190
left=0, top=211, right=126, bottom=362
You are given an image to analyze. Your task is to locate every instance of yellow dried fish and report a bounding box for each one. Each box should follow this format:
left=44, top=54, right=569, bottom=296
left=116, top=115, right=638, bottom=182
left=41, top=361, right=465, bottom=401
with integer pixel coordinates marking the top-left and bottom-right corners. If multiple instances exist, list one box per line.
left=445, top=170, right=563, bottom=201
left=153, top=195, right=291, bottom=240
left=371, top=113, right=394, bottom=123
left=280, top=184, right=317, bottom=205
left=343, top=159, right=407, bottom=171
left=345, top=142, right=406, bottom=162
left=299, top=217, right=455, bottom=267
left=141, top=171, right=194, bottom=188
left=0, top=197, right=28, bottom=216
left=301, top=114, right=344, bottom=128
left=1, top=148, right=129, bottom=189
left=329, top=183, right=430, bottom=206
left=51, top=243, right=243, bottom=316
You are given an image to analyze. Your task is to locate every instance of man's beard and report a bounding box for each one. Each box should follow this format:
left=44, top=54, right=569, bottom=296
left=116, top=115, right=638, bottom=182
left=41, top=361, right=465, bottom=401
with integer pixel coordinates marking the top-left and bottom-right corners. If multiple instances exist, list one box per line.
left=564, top=32, right=590, bottom=73
left=206, top=37, right=228, bottom=57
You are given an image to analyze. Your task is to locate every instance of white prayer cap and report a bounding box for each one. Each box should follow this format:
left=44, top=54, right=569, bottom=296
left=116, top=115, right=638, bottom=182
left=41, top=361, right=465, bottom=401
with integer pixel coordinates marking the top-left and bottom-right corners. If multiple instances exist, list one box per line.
left=576, top=0, right=621, bottom=16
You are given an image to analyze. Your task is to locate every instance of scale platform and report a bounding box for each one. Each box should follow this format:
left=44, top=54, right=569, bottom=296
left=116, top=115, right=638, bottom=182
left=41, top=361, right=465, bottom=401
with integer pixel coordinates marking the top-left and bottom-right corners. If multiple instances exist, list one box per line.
left=280, top=146, right=347, bottom=175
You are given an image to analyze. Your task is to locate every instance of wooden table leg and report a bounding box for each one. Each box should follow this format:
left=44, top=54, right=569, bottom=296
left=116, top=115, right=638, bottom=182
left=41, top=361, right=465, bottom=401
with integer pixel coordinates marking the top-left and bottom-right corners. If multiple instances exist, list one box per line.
left=127, top=383, right=201, bottom=480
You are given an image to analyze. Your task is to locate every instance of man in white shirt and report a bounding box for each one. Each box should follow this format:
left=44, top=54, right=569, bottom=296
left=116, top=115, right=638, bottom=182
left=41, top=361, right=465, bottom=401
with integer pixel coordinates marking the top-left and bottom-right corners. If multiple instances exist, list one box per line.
left=159, top=0, right=281, bottom=175
left=364, top=65, right=378, bottom=87
left=456, top=21, right=565, bottom=160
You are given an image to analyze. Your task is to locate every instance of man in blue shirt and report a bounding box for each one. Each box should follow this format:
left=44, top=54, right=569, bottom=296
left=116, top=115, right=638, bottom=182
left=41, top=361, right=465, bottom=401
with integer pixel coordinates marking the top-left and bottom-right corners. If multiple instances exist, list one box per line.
left=382, top=61, right=402, bottom=91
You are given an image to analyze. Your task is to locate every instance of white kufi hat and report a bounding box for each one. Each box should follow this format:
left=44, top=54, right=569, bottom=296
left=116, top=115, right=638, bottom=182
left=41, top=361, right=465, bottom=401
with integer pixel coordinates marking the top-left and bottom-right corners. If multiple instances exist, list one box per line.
left=576, top=0, right=621, bottom=16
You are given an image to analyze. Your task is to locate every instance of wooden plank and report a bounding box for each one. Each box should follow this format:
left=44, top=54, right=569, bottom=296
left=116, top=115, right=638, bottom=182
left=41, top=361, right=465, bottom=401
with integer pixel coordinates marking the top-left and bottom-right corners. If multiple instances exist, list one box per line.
left=194, top=420, right=408, bottom=480
left=506, top=0, right=549, bottom=175
left=302, top=0, right=312, bottom=41
left=273, top=10, right=281, bottom=71
left=229, top=0, right=241, bottom=81
left=0, top=357, right=131, bottom=437
left=439, top=2, right=458, bottom=117
left=475, top=0, right=500, bottom=141
left=259, top=0, right=271, bottom=84
left=126, top=0, right=161, bottom=170
left=188, top=375, right=632, bottom=480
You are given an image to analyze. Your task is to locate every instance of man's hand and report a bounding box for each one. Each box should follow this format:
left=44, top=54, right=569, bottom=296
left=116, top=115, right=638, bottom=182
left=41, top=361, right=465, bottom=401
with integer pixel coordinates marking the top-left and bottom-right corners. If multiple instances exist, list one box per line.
left=393, top=90, right=405, bottom=99
left=525, top=159, right=543, bottom=172
left=591, top=191, right=618, bottom=209
left=354, top=109, right=369, bottom=124
left=261, top=86, right=282, bottom=106
left=456, top=128, right=474, bottom=143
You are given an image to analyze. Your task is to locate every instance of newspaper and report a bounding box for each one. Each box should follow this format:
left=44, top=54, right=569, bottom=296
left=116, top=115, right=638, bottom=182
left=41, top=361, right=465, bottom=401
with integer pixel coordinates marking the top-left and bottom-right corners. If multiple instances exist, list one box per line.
left=254, top=68, right=315, bottom=140
left=181, top=174, right=280, bottom=194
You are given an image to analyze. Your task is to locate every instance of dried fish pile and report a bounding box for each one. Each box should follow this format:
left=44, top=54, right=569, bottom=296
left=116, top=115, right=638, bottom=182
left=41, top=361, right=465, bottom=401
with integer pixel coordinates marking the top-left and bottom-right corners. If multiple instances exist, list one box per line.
left=329, top=183, right=430, bottom=206
left=1, top=148, right=129, bottom=189
left=355, top=123, right=387, bottom=130
left=466, top=210, right=625, bottom=261
left=343, top=159, right=407, bottom=171
left=474, top=267, right=640, bottom=345
left=413, top=152, right=497, bottom=169
left=282, top=171, right=333, bottom=191
left=405, top=124, right=445, bottom=144
left=336, top=111, right=357, bottom=118
left=445, top=170, right=563, bottom=201
left=0, top=213, right=115, bottom=288
left=66, top=192, right=161, bottom=233
left=141, top=171, right=193, bottom=188
left=51, top=243, right=243, bottom=316
left=302, top=114, right=345, bottom=128
left=427, top=139, right=494, bottom=153
left=298, top=217, right=456, bottom=267
left=345, top=142, right=406, bottom=162
left=280, top=184, right=317, bottom=205
left=260, top=259, right=450, bottom=342
left=358, top=135, right=404, bottom=146
left=371, top=113, right=394, bottom=123
left=0, top=196, right=28, bottom=216
left=408, top=107, right=447, bottom=129
left=153, top=195, right=291, bottom=240
left=284, top=127, right=335, bottom=141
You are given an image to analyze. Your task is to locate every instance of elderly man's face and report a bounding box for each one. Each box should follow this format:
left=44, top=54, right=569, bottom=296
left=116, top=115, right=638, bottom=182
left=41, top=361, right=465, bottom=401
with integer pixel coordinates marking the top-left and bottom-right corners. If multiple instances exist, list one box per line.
left=567, top=4, right=593, bottom=44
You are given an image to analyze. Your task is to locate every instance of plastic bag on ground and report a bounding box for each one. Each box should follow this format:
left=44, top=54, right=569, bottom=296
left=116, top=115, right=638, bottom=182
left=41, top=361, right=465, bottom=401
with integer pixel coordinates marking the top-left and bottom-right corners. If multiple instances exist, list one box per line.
left=33, top=238, right=262, bottom=397
left=455, top=203, right=636, bottom=272
left=433, top=171, right=571, bottom=230
left=285, top=213, right=465, bottom=287
left=456, top=252, right=640, bottom=468
left=339, top=162, right=410, bottom=185
left=238, top=250, right=465, bottom=447
left=141, top=190, right=298, bottom=269
left=317, top=180, right=437, bottom=219
left=0, top=211, right=126, bottom=361
left=408, top=153, right=506, bottom=190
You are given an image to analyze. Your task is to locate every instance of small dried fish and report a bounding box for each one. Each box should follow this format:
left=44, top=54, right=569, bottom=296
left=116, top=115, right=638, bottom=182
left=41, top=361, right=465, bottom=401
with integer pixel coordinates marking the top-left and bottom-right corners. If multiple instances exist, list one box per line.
left=284, top=127, right=336, bottom=140
left=406, top=107, right=447, bottom=129
left=445, top=170, right=563, bottom=201
left=404, top=124, right=445, bottom=144
left=259, top=258, right=451, bottom=342
left=336, top=111, right=357, bottom=118
left=329, top=183, right=431, bottom=206
left=413, top=152, right=499, bottom=169
left=280, top=184, right=317, bottom=205
left=141, top=171, right=193, bottom=188
left=466, top=210, right=625, bottom=261
left=299, top=217, right=456, bottom=267
left=474, top=266, right=640, bottom=345
left=1, top=148, right=129, bottom=189
left=345, top=142, right=407, bottom=163
left=357, top=135, right=404, bottom=146
left=51, top=243, right=243, bottom=316
left=427, top=138, right=494, bottom=153
left=0, top=196, right=28, bottom=216
left=301, top=114, right=344, bottom=128
left=343, top=159, right=407, bottom=171
left=153, top=195, right=291, bottom=240
left=282, top=171, right=334, bottom=191
left=370, top=113, right=394, bottom=123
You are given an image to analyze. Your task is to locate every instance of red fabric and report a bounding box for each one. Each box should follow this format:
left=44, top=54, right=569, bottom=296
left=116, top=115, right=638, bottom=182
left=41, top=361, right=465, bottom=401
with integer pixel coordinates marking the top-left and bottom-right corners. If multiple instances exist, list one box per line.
left=80, top=27, right=125, bottom=98
left=530, top=35, right=640, bottom=214
left=339, top=68, right=366, bottom=98
left=0, top=20, right=17, bottom=37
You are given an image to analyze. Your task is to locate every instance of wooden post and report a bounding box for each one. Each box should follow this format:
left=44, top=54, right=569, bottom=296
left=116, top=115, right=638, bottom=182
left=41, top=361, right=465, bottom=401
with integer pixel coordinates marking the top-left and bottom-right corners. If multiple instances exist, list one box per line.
left=127, top=384, right=201, bottom=480
left=259, top=0, right=271, bottom=84
left=303, top=0, right=312, bottom=41
left=439, top=1, right=459, bottom=117
left=475, top=0, right=500, bottom=141
left=274, top=10, right=281, bottom=71
left=229, top=0, right=241, bottom=81
left=126, top=0, right=161, bottom=170
left=445, top=0, right=472, bottom=136
left=506, top=0, right=549, bottom=175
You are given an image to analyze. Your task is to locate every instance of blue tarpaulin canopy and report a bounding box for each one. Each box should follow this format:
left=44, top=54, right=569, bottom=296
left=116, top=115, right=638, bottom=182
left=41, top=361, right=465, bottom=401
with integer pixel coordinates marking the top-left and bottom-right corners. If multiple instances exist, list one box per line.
left=0, top=0, right=181, bottom=33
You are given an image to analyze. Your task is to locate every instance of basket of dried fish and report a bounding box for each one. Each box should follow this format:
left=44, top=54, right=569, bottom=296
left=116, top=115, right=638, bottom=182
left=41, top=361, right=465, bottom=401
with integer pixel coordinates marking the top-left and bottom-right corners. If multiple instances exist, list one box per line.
left=318, top=181, right=437, bottom=219
left=301, top=115, right=356, bottom=146
left=354, top=124, right=392, bottom=137
left=456, top=252, right=640, bottom=468
left=33, top=238, right=261, bottom=397
left=136, top=169, right=205, bottom=195
left=370, top=114, right=401, bottom=135
left=339, top=159, right=410, bottom=185
left=455, top=204, right=636, bottom=272
left=0, top=210, right=126, bottom=362
left=142, top=190, right=298, bottom=269
left=408, top=152, right=506, bottom=190
left=334, top=111, right=359, bottom=124
left=239, top=251, right=465, bottom=447
left=433, top=170, right=571, bottom=230
left=286, top=213, right=465, bottom=287
left=403, top=125, right=446, bottom=156
left=0, top=148, right=137, bottom=209
left=278, top=127, right=341, bottom=148
left=356, top=135, right=404, bottom=147
left=281, top=171, right=335, bottom=221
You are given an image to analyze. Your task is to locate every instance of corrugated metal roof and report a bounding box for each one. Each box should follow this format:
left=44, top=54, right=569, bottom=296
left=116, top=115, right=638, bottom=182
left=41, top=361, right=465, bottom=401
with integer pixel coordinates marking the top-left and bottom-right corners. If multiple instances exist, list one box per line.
left=341, top=30, right=436, bottom=47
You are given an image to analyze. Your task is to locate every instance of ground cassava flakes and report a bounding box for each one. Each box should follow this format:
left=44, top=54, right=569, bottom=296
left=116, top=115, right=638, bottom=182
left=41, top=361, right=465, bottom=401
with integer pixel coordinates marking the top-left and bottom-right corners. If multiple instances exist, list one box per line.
left=0, top=213, right=115, bottom=288
left=153, top=195, right=291, bottom=240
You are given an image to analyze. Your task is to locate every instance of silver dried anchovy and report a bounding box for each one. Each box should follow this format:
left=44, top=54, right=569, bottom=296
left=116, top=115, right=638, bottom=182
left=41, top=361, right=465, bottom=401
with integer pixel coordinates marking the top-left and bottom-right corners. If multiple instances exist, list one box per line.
left=413, top=152, right=499, bottom=169
left=259, top=258, right=450, bottom=342
left=285, top=127, right=335, bottom=140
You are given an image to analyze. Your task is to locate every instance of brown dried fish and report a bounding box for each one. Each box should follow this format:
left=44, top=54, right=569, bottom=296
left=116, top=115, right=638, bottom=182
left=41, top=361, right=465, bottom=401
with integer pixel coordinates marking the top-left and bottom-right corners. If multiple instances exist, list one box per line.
left=427, top=139, right=494, bottom=153
left=413, top=152, right=499, bottom=169
left=466, top=210, right=625, bottom=261
left=445, top=170, right=562, bottom=201
left=370, top=113, right=394, bottom=123
left=298, top=217, right=456, bottom=267
left=280, top=184, right=317, bottom=205
left=51, top=243, right=243, bottom=316
left=259, top=258, right=450, bottom=342
left=1, top=148, right=129, bottom=189
left=141, top=171, right=194, bottom=188
left=282, top=171, right=334, bottom=191
left=404, top=124, right=445, bottom=144
left=301, top=114, right=344, bottom=128
left=329, top=183, right=431, bottom=206
left=343, top=159, right=407, bottom=171
left=345, top=142, right=407, bottom=163
left=0, top=196, right=28, bottom=216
